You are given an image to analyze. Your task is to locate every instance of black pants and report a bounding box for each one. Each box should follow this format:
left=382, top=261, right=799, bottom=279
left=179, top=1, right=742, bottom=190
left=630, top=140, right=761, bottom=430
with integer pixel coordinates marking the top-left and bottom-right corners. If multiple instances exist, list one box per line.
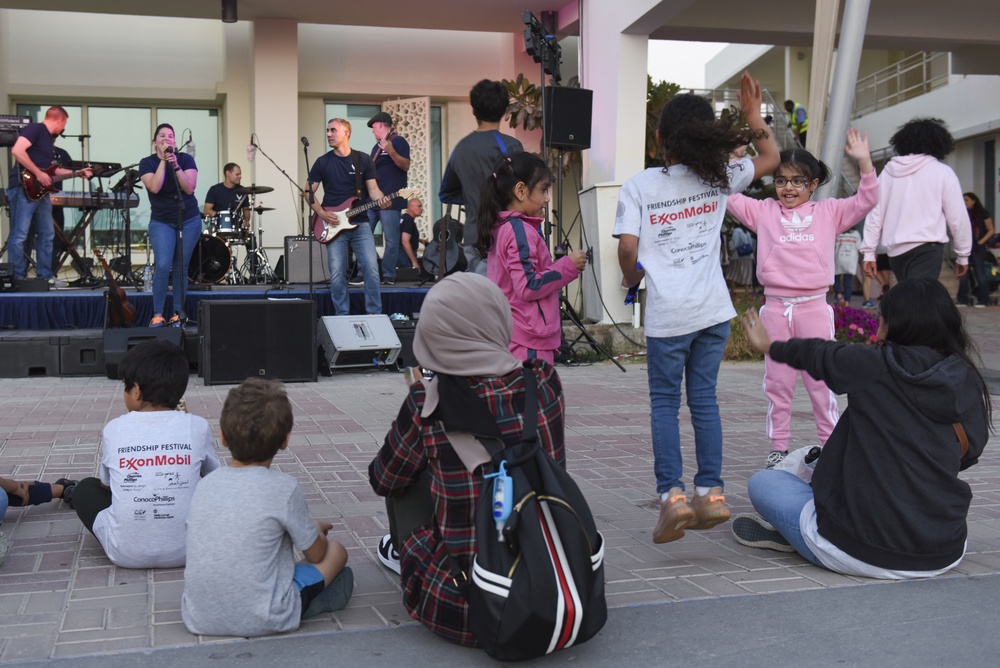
left=73, top=477, right=112, bottom=534
left=888, top=242, right=944, bottom=281
left=385, top=470, right=434, bottom=547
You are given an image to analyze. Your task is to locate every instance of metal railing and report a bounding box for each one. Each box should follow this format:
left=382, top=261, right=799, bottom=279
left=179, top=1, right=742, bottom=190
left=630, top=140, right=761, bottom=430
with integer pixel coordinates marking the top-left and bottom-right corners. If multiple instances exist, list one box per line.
left=853, top=52, right=950, bottom=117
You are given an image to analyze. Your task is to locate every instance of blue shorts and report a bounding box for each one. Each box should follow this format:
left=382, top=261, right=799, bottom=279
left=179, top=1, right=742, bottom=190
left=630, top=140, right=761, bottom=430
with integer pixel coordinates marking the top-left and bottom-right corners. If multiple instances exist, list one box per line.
left=293, top=562, right=325, bottom=616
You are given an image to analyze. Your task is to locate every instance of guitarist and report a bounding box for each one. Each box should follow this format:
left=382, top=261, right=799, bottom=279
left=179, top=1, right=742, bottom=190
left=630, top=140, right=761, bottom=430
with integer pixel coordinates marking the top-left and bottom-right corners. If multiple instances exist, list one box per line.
left=366, top=111, right=410, bottom=286
left=5, top=106, right=92, bottom=285
left=306, top=118, right=389, bottom=316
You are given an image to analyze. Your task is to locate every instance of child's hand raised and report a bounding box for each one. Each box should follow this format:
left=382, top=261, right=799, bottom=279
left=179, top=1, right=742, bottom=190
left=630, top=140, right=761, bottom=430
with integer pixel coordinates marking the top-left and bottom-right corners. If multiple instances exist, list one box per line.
left=739, top=307, right=772, bottom=355
left=844, top=128, right=874, bottom=174
left=737, top=71, right=763, bottom=120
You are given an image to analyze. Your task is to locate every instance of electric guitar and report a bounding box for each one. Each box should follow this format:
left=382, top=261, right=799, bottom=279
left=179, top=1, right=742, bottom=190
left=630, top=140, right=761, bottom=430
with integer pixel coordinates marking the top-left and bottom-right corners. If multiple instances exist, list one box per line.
left=311, top=187, right=420, bottom=244
left=22, top=163, right=103, bottom=202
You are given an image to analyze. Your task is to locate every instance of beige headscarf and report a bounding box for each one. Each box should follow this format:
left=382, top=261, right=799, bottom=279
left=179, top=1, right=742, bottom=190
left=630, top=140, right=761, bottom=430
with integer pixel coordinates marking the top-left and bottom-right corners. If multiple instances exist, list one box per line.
left=413, top=273, right=522, bottom=448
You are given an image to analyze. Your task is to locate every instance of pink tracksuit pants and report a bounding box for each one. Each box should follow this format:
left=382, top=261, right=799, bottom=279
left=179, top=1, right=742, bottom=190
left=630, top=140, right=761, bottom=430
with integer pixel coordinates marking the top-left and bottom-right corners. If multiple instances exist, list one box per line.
left=759, top=295, right=840, bottom=451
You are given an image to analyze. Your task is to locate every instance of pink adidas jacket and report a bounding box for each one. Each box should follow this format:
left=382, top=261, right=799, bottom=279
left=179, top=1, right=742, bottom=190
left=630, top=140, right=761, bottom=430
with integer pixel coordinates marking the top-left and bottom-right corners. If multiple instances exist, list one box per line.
left=487, top=213, right=580, bottom=352
left=726, top=170, right=878, bottom=297
left=859, top=155, right=971, bottom=263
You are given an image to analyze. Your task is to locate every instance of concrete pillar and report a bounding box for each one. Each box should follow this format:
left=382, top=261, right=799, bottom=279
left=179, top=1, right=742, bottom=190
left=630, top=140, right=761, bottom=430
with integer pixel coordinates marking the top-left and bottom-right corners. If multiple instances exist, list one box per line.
left=249, top=19, right=303, bottom=248
left=806, top=0, right=840, bottom=156
left=578, top=1, right=654, bottom=324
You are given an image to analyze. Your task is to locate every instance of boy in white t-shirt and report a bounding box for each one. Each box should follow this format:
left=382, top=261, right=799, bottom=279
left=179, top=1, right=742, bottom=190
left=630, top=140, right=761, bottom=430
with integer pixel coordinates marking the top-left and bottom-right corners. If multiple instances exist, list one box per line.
left=182, top=379, right=353, bottom=637
left=72, top=340, right=220, bottom=569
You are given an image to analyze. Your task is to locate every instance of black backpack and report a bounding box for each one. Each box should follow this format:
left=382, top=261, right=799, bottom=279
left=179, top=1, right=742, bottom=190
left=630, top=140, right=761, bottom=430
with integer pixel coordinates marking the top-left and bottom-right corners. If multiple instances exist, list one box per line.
left=449, top=365, right=607, bottom=661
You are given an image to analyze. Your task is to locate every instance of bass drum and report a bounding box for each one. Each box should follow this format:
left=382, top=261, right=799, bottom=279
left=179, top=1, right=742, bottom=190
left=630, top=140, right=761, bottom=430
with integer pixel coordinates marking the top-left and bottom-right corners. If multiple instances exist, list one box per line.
left=188, top=234, right=232, bottom=284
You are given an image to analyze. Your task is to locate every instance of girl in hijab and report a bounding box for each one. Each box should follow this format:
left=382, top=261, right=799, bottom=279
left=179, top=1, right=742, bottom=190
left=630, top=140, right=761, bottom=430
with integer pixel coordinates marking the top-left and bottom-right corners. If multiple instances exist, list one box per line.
left=368, top=272, right=566, bottom=646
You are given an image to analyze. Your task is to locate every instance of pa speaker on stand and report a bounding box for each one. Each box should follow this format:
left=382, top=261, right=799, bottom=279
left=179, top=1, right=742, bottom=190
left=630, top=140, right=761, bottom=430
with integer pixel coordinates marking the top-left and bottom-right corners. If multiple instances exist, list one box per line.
left=543, top=86, right=592, bottom=151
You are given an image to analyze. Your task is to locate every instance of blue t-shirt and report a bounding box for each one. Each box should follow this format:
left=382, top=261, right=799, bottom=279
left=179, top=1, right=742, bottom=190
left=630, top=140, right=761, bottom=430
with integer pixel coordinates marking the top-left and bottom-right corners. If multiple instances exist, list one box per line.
left=139, top=153, right=200, bottom=223
left=8, top=122, right=56, bottom=189
left=307, top=150, right=376, bottom=221
left=204, top=182, right=241, bottom=213
left=370, top=134, right=410, bottom=209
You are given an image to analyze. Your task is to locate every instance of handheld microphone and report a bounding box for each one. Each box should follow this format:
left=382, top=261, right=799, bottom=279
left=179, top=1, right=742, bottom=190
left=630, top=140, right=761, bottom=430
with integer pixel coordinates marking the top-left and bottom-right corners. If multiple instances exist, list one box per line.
left=247, top=136, right=257, bottom=163
left=301, top=136, right=309, bottom=147
left=164, top=146, right=176, bottom=154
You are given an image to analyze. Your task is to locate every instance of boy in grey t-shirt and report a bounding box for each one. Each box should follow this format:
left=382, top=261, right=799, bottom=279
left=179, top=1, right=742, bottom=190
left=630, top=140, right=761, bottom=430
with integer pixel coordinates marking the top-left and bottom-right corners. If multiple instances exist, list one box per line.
left=182, top=379, right=353, bottom=637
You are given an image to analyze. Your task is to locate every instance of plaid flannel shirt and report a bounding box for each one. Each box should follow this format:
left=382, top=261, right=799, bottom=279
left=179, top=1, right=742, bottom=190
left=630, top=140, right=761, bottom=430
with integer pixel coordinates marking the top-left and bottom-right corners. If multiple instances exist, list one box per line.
left=368, top=362, right=566, bottom=646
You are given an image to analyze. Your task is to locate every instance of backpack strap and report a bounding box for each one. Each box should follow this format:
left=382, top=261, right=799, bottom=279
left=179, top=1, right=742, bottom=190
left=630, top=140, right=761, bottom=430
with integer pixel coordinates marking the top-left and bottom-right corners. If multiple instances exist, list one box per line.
left=953, top=422, right=969, bottom=459
left=493, top=131, right=509, bottom=155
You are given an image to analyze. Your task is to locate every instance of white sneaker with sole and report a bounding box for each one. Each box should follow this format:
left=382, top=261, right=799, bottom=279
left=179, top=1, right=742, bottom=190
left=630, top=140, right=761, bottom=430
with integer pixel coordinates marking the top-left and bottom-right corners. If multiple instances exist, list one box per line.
left=377, top=534, right=401, bottom=574
left=731, top=513, right=795, bottom=552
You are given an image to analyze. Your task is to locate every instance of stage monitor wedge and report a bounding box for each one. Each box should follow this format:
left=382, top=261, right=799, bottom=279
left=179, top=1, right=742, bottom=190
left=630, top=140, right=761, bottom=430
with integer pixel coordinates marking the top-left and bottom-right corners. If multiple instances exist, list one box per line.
left=318, top=315, right=401, bottom=370
left=544, top=86, right=593, bottom=151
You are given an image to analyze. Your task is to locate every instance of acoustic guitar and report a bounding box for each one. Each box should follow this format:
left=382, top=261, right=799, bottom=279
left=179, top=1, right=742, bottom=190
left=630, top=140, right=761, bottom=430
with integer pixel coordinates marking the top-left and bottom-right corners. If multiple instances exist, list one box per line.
left=311, top=187, right=420, bottom=244
left=93, top=249, right=137, bottom=328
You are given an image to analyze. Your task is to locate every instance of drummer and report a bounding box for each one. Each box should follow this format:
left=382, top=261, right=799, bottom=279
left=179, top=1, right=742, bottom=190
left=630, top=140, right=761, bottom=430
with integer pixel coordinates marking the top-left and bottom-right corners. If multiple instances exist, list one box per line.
left=203, top=162, right=252, bottom=233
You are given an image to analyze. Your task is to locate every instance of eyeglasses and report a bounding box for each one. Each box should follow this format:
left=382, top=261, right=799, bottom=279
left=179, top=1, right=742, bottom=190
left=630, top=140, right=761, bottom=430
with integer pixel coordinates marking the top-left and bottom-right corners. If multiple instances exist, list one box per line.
left=773, top=176, right=810, bottom=189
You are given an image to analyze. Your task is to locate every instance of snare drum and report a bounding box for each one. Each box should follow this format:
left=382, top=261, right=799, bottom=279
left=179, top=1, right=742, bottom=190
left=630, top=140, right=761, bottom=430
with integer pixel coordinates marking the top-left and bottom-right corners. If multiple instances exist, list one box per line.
left=188, top=233, right=232, bottom=284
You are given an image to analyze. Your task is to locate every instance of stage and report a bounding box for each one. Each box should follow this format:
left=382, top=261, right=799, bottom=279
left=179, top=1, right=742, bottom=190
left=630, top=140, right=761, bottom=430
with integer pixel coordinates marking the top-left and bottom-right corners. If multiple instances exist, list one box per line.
left=0, top=282, right=428, bottom=378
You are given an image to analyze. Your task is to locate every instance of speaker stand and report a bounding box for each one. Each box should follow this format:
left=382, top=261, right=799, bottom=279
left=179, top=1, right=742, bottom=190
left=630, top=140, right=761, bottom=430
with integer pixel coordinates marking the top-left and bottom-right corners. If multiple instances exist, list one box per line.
left=557, top=294, right=625, bottom=371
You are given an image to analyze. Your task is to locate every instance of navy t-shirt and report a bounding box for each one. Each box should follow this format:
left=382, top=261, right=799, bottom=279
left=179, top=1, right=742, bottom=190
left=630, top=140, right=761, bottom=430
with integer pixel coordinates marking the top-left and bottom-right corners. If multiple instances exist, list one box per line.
left=204, top=182, right=241, bottom=213
left=8, top=122, right=56, bottom=189
left=308, top=150, right=376, bottom=221
left=400, top=213, right=420, bottom=257
left=139, top=153, right=200, bottom=222
left=370, top=134, right=410, bottom=209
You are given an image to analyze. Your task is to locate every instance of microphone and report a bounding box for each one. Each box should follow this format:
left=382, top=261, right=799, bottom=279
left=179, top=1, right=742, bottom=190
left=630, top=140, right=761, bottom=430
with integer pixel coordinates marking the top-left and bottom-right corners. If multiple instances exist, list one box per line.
left=301, top=136, right=309, bottom=147
left=164, top=146, right=176, bottom=154
left=247, top=136, right=257, bottom=163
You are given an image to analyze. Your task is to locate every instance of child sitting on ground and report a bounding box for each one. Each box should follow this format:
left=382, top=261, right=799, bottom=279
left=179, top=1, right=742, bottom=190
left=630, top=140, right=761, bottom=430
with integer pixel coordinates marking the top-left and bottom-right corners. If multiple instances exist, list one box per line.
left=182, top=378, right=353, bottom=637
left=72, top=339, right=219, bottom=568
left=1, top=476, right=77, bottom=567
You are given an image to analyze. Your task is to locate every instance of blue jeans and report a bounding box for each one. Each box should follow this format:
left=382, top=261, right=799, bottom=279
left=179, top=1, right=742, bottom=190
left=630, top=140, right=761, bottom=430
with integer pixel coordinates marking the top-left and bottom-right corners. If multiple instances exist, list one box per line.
left=6, top=187, right=55, bottom=280
left=368, top=208, right=401, bottom=281
left=148, top=215, right=202, bottom=317
left=327, top=223, right=381, bottom=315
left=647, top=321, right=730, bottom=494
left=747, top=469, right=822, bottom=566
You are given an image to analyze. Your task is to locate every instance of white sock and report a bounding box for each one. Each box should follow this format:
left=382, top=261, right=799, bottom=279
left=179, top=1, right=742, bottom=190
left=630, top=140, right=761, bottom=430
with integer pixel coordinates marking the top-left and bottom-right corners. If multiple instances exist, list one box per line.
left=695, top=486, right=712, bottom=497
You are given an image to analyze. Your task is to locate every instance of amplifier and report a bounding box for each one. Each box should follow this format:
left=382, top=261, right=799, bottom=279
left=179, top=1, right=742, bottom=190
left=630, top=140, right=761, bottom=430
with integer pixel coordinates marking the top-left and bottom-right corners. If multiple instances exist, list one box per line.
left=318, top=315, right=401, bottom=370
left=284, top=235, right=329, bottom=283
left=0, top=263, right=12, bottom=292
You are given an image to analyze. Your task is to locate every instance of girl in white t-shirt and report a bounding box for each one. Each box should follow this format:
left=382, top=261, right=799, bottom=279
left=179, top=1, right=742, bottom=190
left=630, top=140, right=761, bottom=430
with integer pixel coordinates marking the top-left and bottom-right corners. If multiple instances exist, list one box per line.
left=613, top=72, right=779, bottom=544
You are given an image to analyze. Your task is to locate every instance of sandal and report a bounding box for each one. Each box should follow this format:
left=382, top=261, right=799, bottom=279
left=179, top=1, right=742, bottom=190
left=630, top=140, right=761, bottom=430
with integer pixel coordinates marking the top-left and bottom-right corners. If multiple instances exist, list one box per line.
left=150, top=314, right=166, bottom=328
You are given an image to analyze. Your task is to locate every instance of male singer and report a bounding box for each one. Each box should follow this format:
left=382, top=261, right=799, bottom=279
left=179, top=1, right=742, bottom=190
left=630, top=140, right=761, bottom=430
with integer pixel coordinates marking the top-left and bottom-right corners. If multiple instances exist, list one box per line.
left=366, top=111, right=410, bottom=286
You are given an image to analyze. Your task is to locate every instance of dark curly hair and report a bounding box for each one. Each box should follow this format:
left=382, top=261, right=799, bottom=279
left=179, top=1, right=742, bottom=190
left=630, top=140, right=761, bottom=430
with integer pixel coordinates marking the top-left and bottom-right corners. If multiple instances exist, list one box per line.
left=890, top=118, right=954, bottom=160
left=657, top=94, right=767, bottom=188
left=777, top=148, right=831, bottom=186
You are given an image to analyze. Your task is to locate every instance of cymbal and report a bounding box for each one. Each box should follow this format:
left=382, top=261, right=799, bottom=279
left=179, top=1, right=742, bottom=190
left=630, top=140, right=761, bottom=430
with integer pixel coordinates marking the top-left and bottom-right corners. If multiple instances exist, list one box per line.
left=235, top=185, right=274, bottom=195
left=252, top=206, right=275, bottom=213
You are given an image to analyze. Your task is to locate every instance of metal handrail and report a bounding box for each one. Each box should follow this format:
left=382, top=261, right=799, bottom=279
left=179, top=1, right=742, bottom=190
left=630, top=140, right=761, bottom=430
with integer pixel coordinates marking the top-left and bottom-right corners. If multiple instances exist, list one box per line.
left=854, top=52, right=950, bottom=117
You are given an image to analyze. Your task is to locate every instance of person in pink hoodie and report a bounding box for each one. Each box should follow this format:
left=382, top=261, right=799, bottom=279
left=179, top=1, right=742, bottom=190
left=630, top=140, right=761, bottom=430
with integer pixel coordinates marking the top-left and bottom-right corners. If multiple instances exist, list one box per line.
left=860, top=118, right=971, bottom=281
left=726, top=129, right=877, bottom=468
left=474, top=151, right=587, bottom=364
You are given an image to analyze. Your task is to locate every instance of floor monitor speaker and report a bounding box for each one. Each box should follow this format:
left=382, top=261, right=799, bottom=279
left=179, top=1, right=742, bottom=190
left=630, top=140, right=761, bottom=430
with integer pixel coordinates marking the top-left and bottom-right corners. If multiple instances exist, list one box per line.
left=200, top=299, right=317, bottom=385
left=544, top=86, right=593, bottom=151
left=318, top=315, right=401, bottom=370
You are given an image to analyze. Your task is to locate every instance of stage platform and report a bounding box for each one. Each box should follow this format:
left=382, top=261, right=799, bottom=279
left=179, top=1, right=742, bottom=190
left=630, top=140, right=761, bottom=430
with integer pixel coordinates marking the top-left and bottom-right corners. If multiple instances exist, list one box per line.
left=0, top=282, right=428, bottom=330
left=0, top=283, right=427, bottom=378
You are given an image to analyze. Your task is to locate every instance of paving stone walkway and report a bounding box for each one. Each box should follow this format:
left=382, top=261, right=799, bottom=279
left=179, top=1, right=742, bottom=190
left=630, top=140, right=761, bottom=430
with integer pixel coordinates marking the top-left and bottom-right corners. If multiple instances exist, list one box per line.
left=0, top=307, right=997, bottom=663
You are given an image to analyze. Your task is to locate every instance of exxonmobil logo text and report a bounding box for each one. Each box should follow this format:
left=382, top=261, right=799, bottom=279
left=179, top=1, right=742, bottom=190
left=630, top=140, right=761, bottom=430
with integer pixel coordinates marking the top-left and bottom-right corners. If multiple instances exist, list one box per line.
left=120, top=455, right=191, bottom=470
left=648, top=201, right=718, bottom=225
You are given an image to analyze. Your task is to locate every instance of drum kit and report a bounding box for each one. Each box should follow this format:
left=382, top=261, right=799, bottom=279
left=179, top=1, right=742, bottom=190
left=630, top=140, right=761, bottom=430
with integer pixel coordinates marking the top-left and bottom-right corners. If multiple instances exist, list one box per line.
left=188, top=184, right=278, bottom=285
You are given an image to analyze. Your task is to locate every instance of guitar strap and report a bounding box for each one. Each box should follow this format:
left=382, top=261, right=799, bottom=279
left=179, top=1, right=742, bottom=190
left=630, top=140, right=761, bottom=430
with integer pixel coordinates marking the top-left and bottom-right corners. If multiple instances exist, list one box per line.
left=351, top=150, right=364, bottom=199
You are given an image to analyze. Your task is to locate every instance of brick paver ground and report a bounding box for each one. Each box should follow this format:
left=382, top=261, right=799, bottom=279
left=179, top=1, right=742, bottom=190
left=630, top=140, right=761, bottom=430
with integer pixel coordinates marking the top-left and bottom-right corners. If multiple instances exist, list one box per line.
left=0, top=308, right=997, bottom=663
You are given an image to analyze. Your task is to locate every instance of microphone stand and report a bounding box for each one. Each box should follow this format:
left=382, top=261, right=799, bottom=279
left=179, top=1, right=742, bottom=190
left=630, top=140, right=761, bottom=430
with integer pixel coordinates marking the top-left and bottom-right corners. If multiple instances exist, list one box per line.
left=167, top=151, right=189, bottom=325
left=301, top=139, right=316, bottom=305
left=251, top=139, right=306, bottom=234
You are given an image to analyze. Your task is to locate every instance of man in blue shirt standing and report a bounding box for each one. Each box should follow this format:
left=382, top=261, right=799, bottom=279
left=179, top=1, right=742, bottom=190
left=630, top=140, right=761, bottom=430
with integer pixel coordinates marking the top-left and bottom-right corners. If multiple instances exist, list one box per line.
left=366, top=111, right=410, bottom=286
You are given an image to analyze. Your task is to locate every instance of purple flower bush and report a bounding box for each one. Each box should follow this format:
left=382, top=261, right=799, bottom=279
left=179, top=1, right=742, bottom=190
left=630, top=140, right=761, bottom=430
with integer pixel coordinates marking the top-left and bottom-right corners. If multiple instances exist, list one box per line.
left=833, top=304, right=880, bottom=345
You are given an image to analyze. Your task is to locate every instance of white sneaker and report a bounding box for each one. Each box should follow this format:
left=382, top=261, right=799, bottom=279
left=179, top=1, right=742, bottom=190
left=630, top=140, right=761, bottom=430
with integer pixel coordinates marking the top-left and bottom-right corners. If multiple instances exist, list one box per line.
left=377, top=534, right=401, bottom=575
left=47, top=277, right=68, bottom=288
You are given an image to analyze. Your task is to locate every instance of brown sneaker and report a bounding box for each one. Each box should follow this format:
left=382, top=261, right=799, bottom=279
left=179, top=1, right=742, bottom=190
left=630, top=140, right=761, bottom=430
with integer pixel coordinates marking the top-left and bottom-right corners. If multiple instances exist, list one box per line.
left=689, top=487, right=731, bottom=530
left=652, top=487, right=695, bottom=544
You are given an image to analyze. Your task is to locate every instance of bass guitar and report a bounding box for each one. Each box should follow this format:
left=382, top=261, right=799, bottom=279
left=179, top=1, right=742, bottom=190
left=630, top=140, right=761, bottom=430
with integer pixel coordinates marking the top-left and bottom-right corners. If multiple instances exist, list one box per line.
left=311, top=187, right=420, bottom=244
left=93, top=249, right=137, bottom=328
left=22, top=163, right=104, bottom=202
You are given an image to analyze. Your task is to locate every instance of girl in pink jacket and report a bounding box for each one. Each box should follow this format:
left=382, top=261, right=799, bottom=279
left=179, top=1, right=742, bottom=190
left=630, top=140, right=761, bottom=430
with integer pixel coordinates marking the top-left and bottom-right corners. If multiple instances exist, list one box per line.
left=475, top=152, right=587, bottom=364
left=726, top=129, right=877, bottom=469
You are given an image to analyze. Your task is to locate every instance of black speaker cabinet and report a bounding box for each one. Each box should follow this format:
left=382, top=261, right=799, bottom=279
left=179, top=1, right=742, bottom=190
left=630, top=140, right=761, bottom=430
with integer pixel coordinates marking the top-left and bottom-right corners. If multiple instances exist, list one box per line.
left=284, top=236, right=329, bottom=284
left=200, top=299, right=317, bottom=385
left=544, top=86, right=593, bottom=151
left=103, top=328, right=185, bottom=380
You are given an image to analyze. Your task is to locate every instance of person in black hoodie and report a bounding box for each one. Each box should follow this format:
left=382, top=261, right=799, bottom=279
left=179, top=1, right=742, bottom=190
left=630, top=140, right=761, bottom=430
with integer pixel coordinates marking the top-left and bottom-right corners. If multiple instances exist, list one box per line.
left=732, top=277, right=992, bottom=578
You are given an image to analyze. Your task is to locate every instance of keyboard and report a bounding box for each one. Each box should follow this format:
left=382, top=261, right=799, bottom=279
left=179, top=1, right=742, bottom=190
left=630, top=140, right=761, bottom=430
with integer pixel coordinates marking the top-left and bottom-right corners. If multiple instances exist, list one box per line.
left=50, top=191, right=139, bottom=209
